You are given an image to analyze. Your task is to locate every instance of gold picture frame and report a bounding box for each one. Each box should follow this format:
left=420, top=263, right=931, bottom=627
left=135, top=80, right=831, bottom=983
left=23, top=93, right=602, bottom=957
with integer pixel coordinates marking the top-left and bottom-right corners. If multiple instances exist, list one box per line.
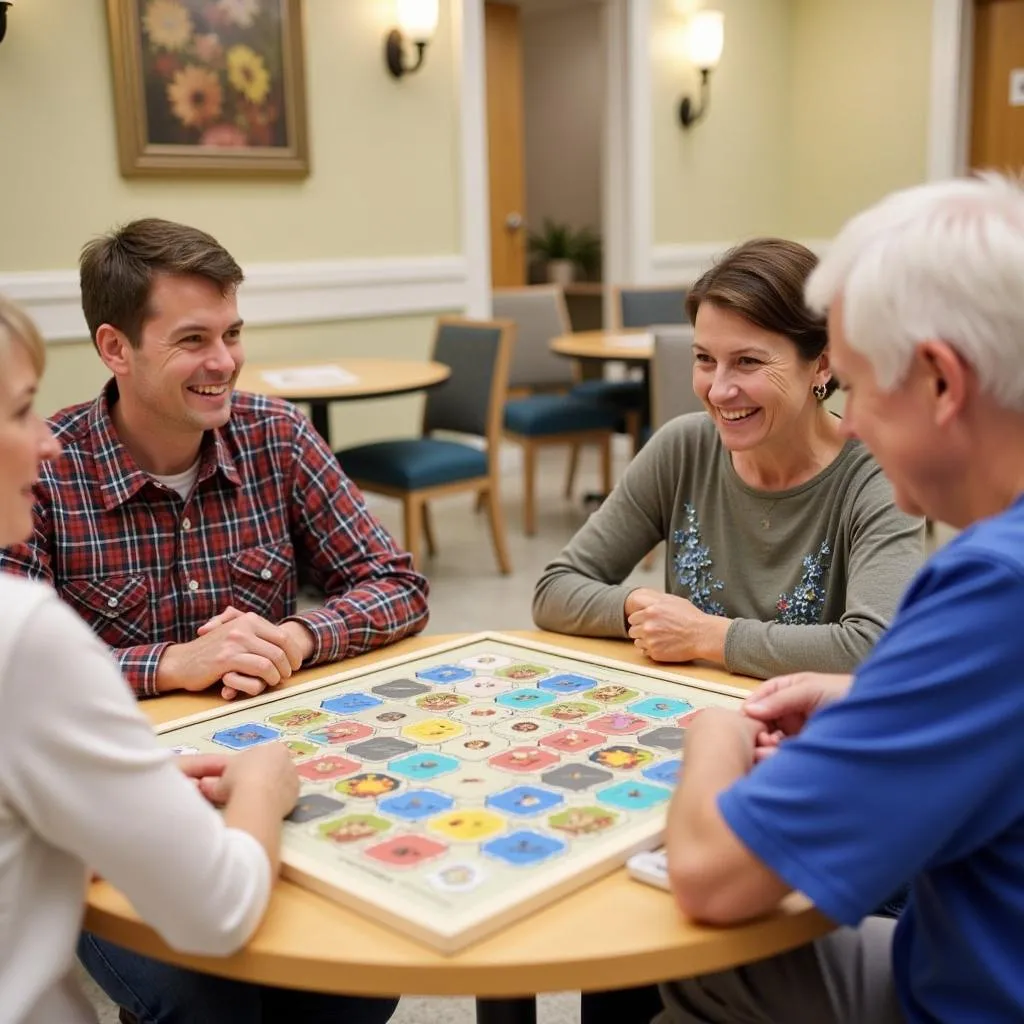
left=105, top=0, right=309, bottom=178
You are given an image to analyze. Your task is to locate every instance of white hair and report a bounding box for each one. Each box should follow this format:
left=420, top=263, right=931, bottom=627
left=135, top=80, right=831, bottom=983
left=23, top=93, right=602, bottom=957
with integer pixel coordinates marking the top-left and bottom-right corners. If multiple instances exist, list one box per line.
left=805, top=173, right=1024, bottom=410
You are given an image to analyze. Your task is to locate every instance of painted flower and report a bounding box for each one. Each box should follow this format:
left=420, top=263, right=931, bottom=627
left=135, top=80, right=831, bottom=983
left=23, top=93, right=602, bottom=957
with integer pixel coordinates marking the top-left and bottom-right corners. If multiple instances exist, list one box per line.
left=153, top=52, right=182, bottom=79
left=217, top=0, right=260, bottom=28
left=201, top=123, right=249, bottom=146
left=227, top=44, right=271, bottom=103
left=167, top=65, right=224, bottom=128
left=143, top=0, right=194, bottom=52
left=193, top=32, right=223, bottom=65
left=241, top=99, right=279, bottom=146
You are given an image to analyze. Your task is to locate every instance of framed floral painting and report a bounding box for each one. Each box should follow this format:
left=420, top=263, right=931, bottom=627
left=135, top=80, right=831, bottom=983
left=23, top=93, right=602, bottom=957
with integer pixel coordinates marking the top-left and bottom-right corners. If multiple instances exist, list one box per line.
left=105, top=0, right=309, bottom=177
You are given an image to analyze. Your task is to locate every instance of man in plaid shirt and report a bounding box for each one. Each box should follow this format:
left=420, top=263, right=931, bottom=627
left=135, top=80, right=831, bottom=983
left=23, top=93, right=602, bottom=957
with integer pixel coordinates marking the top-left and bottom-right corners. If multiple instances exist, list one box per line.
left=0, top=218, right=429, bottom=707
left=0, top=218, right=426, bottom=1022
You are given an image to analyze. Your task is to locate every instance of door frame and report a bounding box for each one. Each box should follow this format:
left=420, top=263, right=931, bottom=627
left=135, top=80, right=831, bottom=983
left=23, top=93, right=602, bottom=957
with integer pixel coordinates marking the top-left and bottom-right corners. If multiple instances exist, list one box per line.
left=928, top=0, right=976, bottom=179
left=456, top=0, right=651, bottom=318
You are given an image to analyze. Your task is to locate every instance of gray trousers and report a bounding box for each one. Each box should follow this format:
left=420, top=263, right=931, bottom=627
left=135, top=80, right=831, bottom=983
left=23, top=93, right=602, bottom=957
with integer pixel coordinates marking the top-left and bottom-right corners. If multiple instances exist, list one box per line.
left=655, top=917, right=903, bottom=1024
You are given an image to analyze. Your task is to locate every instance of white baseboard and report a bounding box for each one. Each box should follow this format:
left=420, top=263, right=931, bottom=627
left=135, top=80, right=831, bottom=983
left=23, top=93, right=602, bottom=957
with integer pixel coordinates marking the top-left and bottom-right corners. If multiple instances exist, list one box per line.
left=0, top=255, right=471, bottom=344
left=650, top=239, right=832, bottom=285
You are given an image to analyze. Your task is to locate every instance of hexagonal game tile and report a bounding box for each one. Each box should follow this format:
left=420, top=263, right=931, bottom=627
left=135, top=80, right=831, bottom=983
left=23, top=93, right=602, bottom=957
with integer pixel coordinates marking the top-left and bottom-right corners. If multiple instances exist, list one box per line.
left=350, top=704, right=431, bottom=730
left=378, top=788, right=455, bottom=821
left=495, top=689, right=557, bottom=711
left=541, top=762, right=614, bottom=792
left=589, top=744, right=655, bottom=771
left=582, top=684, right=640, bottom=705
left=431, top=767, right=508, bottom=799
left=481, top=830, right=566, bottom=866
left=627, top=696, right=694, bottom=719
left=597, top=780, right=672, bottom=811
left=587, top=712, right=649, bottom=736
left=415, top=665, right=474, bottom=684
left=537, top=673, right=599, bottom=695
left=458, top=652, right=512, bottom=670
left=540, top=701, right=601, bottom=723
left=453, top=675, right=513, bottom=699
left=489, top=746, right=560, bottom=773
left=427, top=809, right=507, bottom=842
left=638, top=727, right=684, bottom=752
left=318, top=813, right=391, bottom=844
left=495, top=663, right=552, bottom=682
left=346, top=737, right=418, bottom=762
left=440, top=732, right=509, bottom=761
left=643, top=758, right=683, bottom=786
left=493, top=717, right=561, bottom=741
left=212, top=723, right=279, bottom=750
left=402, top=717, right=466, bottom=744
left=334, top=772, right=402, bottom=799
left=540, top=728, right=605, bottom=753
left=286, top=793, right=346, bottom=824
left=268, top=707, right=338, bottom=731
left=370, top=678, right=432, bottom=699
left=678, top=709, right=705, bottom=728
left=305, top=720, right=374, bottom=746
left=415, top=691, right=471, bottom=713
left=486, top=785, right=564, bottom=817
left=296, top=754, right=361, bottom=781
left=365, top=833, right=448, bottom=868
left=451, top=703, right=514, bottom=725
left=388, top=751, right=462, bottom=781
left=547, top=805, right=619, bottom=837
left=320, top=692, right=383, bottom=715
left=281, top=740, right=319, bottom=760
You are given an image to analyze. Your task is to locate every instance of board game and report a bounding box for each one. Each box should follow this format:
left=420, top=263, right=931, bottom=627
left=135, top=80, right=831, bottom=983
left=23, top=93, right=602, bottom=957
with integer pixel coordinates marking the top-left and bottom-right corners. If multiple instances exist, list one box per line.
left=155, top=633, right=747, bottom=953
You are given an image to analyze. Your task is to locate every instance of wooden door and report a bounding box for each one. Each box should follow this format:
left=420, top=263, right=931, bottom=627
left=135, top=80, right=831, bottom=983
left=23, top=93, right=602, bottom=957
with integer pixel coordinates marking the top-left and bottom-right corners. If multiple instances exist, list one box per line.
left=970, top=0, right=1024, bottom=172
left=485, top=2, right=527, bottom=287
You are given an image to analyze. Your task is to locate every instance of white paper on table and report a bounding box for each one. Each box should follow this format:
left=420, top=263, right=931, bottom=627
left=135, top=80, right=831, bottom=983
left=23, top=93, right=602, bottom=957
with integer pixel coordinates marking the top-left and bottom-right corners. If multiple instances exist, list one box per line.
left=260, top=365, right=360, bottom=389
left=614, top=332, right=654, bottom=349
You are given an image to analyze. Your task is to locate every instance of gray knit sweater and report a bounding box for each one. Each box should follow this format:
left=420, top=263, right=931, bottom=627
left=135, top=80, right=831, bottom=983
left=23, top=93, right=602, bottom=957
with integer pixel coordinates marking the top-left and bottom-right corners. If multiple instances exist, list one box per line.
left=533, top=413, right=924, bottom=678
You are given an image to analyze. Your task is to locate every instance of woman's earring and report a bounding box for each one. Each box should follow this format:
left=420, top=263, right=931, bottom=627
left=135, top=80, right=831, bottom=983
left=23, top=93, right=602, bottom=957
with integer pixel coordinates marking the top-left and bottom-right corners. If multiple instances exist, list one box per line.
left=812, top=383, right=828, bottom=401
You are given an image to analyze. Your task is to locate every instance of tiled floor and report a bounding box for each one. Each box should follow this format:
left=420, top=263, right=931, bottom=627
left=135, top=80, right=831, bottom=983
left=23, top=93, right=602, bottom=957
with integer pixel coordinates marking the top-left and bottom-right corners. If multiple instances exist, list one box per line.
left=82, top=442, right=953, bottom=1022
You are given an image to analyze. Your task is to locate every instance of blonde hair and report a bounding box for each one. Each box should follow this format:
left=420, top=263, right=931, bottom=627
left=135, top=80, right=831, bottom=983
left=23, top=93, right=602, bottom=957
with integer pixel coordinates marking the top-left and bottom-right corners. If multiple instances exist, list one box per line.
left=0, top=294, right=46, bottom=376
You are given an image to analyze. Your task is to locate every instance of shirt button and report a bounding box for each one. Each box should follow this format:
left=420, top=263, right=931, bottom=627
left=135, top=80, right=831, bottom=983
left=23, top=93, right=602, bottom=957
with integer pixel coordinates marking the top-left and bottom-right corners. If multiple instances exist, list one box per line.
left=260, top=568, right=272, bottom=580
left=188, top=580, right=199, bottom=592
left=182, top=517, right=192, bottom=531
left=107, top=597, right=119, bottom=608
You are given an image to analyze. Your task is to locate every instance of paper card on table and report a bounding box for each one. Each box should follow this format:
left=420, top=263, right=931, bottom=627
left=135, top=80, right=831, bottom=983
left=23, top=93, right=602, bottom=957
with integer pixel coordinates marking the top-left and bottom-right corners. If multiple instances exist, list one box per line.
left=260, top=365, right=359, bottom=389
left=613, top=333, right=654, bottom=349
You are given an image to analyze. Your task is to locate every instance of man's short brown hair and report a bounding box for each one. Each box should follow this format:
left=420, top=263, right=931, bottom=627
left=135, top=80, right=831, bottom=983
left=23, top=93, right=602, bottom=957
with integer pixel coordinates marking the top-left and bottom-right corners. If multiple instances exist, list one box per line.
left=79, top=218, right=244, bottom=347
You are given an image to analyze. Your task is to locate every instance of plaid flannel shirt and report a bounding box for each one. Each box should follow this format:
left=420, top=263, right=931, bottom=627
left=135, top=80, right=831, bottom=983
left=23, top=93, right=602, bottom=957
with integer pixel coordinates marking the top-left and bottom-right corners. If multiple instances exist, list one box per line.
left=0, top=382, right=429, bottom=697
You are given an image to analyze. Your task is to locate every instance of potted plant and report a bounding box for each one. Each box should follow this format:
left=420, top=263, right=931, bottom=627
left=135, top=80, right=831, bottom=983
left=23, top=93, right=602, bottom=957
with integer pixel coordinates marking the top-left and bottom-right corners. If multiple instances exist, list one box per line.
left=528, top=220, right=602, bottom=285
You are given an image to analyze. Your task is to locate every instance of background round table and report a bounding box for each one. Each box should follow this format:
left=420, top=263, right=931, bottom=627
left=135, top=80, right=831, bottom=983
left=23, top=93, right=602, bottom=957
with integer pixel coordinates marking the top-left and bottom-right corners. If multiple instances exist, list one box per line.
left=550, top=330, right=653, bottom=362
left=236, top=357, right=451, bottom=443
left=85, top=631, right=831, bottom=1015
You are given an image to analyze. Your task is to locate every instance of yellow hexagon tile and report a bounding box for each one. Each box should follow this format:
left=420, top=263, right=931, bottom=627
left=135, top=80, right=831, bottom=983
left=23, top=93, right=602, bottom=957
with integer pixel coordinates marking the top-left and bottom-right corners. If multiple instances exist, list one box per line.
left=401, top=717, right=466, bottom=744
left=426, top=808, right=507, bottom=842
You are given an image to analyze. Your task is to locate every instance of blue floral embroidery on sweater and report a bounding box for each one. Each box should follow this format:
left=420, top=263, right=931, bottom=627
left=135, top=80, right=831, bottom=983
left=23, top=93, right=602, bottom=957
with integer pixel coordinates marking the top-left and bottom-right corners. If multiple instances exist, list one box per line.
left=672, top=504, right=726, bottom=615
left=775, top=541, right=832, bottom=624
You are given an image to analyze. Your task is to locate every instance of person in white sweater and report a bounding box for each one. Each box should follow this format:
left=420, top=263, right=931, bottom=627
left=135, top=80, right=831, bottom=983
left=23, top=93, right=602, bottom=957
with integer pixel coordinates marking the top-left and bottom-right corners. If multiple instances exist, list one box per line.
left=0, top=294, right=302, bottom=1024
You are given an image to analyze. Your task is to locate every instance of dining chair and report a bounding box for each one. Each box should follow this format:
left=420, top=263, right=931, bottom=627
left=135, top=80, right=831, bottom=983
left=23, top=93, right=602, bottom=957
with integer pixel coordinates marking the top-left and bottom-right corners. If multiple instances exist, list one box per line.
left=335, top=317, right=514, bottom=575
left=494, top=287, right=619, bottom=535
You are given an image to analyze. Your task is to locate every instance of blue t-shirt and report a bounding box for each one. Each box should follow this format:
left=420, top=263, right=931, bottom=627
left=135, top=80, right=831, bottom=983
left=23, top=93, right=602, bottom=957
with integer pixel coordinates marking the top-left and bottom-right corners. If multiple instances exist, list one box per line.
left=720, top=495, right=1024, bottom=1022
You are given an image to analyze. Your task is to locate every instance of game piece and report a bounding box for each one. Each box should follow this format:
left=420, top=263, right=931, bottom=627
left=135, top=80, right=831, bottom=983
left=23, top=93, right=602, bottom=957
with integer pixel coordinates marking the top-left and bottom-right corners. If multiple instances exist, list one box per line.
left=626, top=847, right=671, bottom=891
left=156, top=633, right=744, bottom=953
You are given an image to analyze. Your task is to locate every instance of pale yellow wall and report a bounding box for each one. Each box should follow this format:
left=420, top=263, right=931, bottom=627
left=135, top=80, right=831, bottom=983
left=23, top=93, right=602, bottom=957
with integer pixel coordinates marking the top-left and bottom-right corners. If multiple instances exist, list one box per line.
left=787, top=0, right=933, bottom=238
left=1, top=1, right=462, bottom=442
left=652, top=0, right=794, bottom=245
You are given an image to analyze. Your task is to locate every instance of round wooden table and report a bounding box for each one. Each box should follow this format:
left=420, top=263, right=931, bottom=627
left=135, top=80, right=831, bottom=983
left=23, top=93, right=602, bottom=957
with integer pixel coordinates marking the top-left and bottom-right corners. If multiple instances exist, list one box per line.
left=236, top=357, right=451, bottom=443
left=550, top=329, right=653, bottom=362
left=85, top=631, right=831, bottom=1021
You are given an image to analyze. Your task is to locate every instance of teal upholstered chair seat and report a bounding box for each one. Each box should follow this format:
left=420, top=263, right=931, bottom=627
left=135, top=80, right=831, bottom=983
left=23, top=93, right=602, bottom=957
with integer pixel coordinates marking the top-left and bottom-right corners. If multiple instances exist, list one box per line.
left=569, top=378, right=646, bottom=407
left=337, top=439, right=488, bottom=491
left=503, top=395, right=619, bottom=437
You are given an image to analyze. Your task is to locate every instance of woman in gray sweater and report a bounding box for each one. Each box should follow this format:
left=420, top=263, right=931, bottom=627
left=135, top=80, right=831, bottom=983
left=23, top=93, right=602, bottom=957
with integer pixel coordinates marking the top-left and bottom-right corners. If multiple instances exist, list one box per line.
left=533, top=238, right=924, bottom=681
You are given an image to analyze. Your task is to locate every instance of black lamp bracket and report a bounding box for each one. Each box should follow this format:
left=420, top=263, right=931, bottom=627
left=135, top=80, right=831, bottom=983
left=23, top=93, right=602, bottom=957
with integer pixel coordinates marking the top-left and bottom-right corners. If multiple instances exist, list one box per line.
left=385, top=29, right=427, bottom=78
left=0, top=2, right=12, bottom=47
left=679, top=68, right=712, bottom=129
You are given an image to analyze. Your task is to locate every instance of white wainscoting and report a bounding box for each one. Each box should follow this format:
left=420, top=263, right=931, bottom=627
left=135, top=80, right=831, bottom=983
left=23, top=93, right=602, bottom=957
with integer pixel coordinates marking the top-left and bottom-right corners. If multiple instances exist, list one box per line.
left=0, top=255, right=471, bottom=344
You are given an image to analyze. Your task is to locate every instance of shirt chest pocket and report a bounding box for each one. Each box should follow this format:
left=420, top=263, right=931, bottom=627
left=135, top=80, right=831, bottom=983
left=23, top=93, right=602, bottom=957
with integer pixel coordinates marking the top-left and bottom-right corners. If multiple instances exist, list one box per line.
left=228, top=542, right=295, bottom=618
left=62, top=575, right=150, bottom=648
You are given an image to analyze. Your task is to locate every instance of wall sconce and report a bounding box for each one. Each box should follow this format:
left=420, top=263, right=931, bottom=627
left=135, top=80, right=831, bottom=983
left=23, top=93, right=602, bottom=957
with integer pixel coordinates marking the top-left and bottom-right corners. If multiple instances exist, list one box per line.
left=679, top=10, right=724, bottom=129
left=0, top=2, right=13, bottom=47
left=385, top=0, right=439, bottom=78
